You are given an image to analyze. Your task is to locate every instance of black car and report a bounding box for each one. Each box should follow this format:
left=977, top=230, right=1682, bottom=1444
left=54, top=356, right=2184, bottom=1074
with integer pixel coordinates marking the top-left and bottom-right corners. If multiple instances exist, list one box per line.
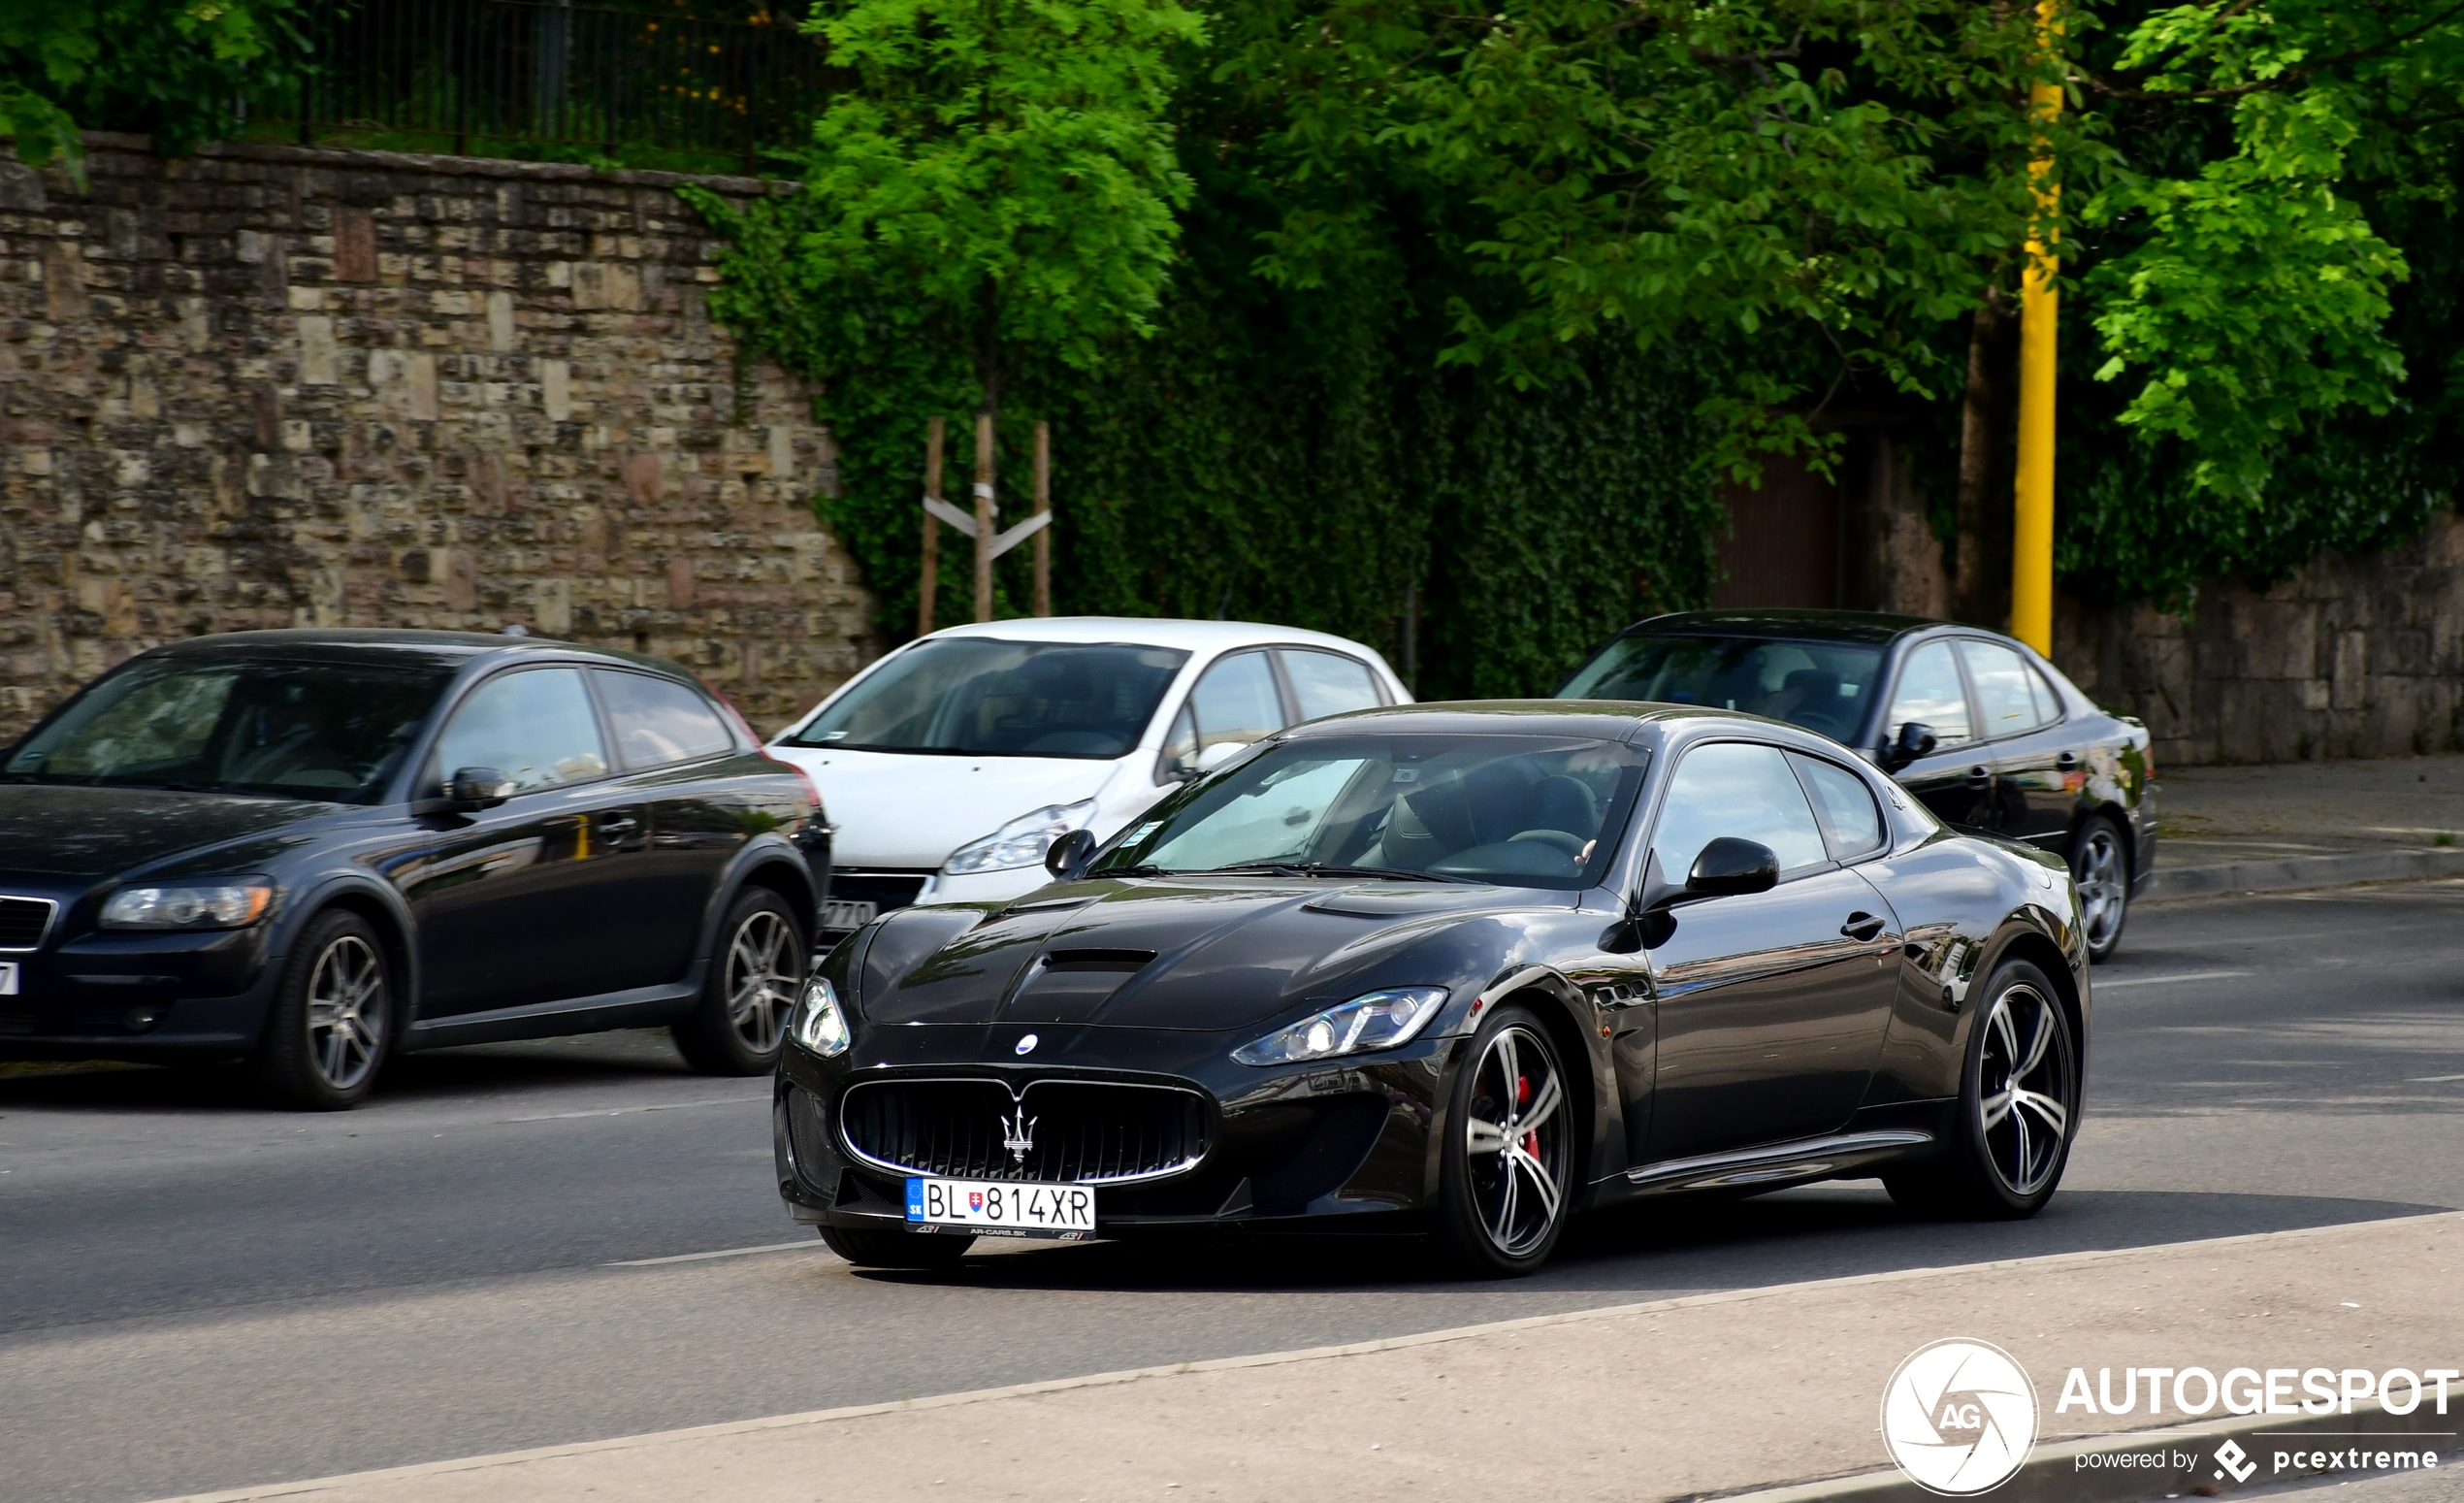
left=773, top=702, right=2087, bottom=1276
left=0, top=631, right=831, bottom=1108
left=1559, top=610, right=2155, bottom=961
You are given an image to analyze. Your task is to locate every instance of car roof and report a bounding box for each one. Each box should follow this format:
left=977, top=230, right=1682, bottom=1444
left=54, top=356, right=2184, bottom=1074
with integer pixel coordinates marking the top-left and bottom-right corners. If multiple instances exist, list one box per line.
left=1617, top=609, right=1946, bottom=645
left=916, top=616, right=1392, bottom=659
left=1281, top=700, right=1749, bottom=740
left=140, top=629, right=689, bottom=677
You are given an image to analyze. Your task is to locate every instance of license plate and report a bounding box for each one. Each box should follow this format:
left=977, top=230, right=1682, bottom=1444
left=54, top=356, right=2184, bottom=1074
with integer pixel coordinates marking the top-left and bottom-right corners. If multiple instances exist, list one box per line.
left=905, top=1177, right=1096, bottom=1239
left=0, top=963, right=16, bottom=996
left=821, top=899, right=878, bottom=931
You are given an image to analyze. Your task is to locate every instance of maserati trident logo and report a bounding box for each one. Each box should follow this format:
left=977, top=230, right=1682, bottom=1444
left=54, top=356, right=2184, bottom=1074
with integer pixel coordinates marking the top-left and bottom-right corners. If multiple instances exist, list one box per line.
left=1000, top=1109, right=1037, bottom=1167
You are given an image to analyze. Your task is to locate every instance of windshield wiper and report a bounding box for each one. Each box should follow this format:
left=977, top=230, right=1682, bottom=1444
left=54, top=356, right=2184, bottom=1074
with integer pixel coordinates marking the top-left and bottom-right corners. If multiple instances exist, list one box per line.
left=1098, top=864, right=1169, bottom=878
left=1202, top=862, right=1473, bottom=884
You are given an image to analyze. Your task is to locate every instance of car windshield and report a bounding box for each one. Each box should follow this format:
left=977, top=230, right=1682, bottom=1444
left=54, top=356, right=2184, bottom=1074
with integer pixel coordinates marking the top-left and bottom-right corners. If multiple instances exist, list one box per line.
left=1092, top=735, right=1645, bottom=891
left=1560, top=634, right=1883, bottom=742
left=1, top=656, right=454, bottom=803
left=783, top=638, right=1189, bottom=759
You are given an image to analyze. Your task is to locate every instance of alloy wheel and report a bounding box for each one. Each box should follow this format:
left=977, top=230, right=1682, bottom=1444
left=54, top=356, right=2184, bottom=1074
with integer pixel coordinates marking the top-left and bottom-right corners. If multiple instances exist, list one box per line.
left=725, top=909, right=797, bottom=1054
left=1461, top=1023, right=1570, bottom=1258
left=2072, top=827, right=2126, bottom=950
left=1976, top=983, right=2073, bottom=1197
left=305, top=934, right=386, bottom=1091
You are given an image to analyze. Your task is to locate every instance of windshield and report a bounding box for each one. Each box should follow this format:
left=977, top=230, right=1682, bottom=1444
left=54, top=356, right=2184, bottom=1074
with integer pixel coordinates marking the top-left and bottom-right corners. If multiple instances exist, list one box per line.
left=1091, top=735, right=1645, bottom=891
left=3, top=656, right=453, bottom=802
left=1560, top=634, right=1883, bottom=742
left=783, top=638, right=1189, bottom=759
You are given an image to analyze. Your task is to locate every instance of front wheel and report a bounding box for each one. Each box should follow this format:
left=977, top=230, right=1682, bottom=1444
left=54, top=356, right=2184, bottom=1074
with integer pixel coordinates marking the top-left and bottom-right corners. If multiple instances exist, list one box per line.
left=1436, top=1005, right=1574, bottom=1276
left=819, top=1225, right=975, bottom=1270
left=249, top=909, right=393, bottom=1110
left=672, top=888, right=806, bottom=1075
left=1886, top=960, right=2078, bottom=1220
left=2070, top=815, right=2130, bottom=963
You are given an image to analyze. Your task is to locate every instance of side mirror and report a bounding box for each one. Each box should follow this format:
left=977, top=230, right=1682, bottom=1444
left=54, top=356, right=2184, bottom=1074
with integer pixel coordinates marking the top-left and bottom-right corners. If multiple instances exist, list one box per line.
left=1882, top=721, right=1938, bottom=771
left=1045, top=828, right=1098, bottom=880
left=447, top=766, right=516, bottom=809
left=1685, top=837, right=1779, bottom=899
left=1194, top=740, right=1248, bottom=773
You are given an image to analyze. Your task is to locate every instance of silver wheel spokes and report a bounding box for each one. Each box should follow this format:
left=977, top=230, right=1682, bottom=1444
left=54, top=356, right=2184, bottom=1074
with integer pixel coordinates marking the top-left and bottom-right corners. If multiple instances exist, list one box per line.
left=306, top=934, right=385, bottom=1091
left=2074, top=830, right=2124, bottom=946
left=1463, top=1025, right=1569, bottom=1258
left=725, top=910, right=796, bottom=1053
left=1977, top=983, right=2072, bottom=1196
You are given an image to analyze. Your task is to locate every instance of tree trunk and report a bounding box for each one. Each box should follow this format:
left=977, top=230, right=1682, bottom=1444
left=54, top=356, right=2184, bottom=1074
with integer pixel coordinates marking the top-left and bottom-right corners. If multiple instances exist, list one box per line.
left=974, top=279, right=1001, bottom=623
left=1954, top=289, right=2015, bottom=628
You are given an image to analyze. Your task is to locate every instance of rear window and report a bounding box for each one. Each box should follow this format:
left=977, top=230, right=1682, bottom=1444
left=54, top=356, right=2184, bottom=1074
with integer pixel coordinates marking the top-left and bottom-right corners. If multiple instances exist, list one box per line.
left=783, top=638, right=1189, bottom=759
left=594, top=670, right=736, bottom=769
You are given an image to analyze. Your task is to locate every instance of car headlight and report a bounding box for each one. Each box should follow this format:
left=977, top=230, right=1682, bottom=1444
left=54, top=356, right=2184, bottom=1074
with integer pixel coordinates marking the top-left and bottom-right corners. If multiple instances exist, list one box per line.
left=790, top=973, right=852, bottom=1058
left=942, top=799, right=1098, bottom=876
left=100, top=880, right=275, bottom=930
left=1231, top=987, right=1450, bottom=1066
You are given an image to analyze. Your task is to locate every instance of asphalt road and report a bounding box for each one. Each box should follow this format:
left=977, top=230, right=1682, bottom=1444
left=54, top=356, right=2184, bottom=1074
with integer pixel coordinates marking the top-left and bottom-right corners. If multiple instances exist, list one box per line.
left=8, top=881, right=2464, bottom=1503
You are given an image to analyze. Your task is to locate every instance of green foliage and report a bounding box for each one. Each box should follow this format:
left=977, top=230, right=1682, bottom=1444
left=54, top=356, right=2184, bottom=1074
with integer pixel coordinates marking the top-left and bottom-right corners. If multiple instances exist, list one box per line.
left=0, top=0, right=309, bottom=175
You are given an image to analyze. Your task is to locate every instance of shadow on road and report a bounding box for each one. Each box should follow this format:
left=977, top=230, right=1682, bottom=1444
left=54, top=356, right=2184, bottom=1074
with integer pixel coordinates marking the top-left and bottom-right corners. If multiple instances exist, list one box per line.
left=854, top=1186, right=2452, bottom=1298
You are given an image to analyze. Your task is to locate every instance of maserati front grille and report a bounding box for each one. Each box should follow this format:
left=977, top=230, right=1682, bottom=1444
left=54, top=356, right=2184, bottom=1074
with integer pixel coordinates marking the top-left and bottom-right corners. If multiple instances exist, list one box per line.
left=838, top=1078, right=1208, bottom=1186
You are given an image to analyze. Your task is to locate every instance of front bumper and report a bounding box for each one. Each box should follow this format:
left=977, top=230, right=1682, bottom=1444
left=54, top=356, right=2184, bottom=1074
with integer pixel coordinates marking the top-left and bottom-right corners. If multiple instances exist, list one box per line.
left=774, top=1024, right=1454, bottom=1236
left=0, top=923, right=280, bottom=1058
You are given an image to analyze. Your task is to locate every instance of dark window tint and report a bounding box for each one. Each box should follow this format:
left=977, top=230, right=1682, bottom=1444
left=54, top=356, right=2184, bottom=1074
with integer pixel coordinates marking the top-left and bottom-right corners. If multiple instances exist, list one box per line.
left=1280, top=649, right=1383, bottom=721
left=595, top=670, right=734, bottom=769
left=1885, top=641, right=1972, bottom=746
left=783, top=638, right=1188, bottom=759
left=2, top=657, right=451, bottom=802
left=1794, top=753, right=1885, bottom=859
left=1560, top=634, right=1880, bottom=742
left=1958, top=639, right=2049, bottom=739
left=435, top=669, right=608, bottom=792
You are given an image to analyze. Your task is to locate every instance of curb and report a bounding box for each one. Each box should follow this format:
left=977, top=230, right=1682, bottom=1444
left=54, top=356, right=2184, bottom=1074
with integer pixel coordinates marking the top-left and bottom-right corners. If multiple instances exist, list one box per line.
left=2144, top=847, right=2464, bottom=902
left=1718, top=1395, right=2457, bottom=1503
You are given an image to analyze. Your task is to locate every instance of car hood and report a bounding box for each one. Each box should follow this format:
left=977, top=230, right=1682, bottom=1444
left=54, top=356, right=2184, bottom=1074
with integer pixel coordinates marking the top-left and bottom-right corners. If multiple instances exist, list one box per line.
left=0, top=784, right=339, bottom=881
left=854, top=878, right=1542, bottom=1032
left=764, top=746, right=1122, bottom=866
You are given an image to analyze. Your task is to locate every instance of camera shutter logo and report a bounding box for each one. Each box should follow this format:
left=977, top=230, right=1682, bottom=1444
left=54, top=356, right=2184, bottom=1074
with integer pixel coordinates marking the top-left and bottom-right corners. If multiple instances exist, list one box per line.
left=1881, top=1339, right=2040, bottom=1494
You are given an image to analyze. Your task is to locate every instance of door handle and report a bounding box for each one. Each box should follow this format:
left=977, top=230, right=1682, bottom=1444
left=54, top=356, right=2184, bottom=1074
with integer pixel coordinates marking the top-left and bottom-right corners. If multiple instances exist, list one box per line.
left=1965, top=766, right=1993, bottom=788
left=599, top=815, right=641, bottom=835
left=1840, top=912, right=1887, bottom=942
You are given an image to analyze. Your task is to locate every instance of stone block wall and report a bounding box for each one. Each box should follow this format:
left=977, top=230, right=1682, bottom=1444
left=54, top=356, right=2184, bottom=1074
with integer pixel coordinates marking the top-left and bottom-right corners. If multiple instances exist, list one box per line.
left=0, top=133, right=878, bottom=743
left=2055, top=511, right=2464, bottom=767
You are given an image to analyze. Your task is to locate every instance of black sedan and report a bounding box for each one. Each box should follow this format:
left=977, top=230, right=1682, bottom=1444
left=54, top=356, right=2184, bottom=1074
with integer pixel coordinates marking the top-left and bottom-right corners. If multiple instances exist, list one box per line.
left=0, top=630, right=831, bottom=1107
left=774, top=702, right=2087, bottom=1276
left=1560, top=610, right=2155, bottom=961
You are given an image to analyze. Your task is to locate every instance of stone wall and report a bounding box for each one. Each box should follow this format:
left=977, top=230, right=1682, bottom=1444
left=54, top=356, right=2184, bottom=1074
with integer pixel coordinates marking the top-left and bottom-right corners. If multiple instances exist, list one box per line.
left=2055, top=512, right=2464, bottom=768
left=0, top=133, right=878, bottom=742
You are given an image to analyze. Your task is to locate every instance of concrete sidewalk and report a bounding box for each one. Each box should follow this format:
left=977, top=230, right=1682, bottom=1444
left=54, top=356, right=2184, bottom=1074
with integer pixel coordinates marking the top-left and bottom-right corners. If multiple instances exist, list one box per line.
left=2150, top=754, right=2464, bottom=899
left=161, top=1212, right=2464, bottom=1503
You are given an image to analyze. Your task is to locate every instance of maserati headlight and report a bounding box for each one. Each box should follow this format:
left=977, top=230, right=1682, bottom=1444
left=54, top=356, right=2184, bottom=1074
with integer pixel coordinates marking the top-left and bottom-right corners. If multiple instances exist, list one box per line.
left=942, top=799, right=1098, bottom=876
left=1231, top=987, right=1450, bottom=1066
left=790, top=973, right=852, bottom=1058
left=100, top=880, right=275, bottom=930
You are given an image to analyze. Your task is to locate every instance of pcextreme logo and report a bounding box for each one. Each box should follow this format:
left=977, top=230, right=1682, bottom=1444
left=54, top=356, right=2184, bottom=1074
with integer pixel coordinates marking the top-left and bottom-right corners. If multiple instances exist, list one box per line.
left=1881, top=1339, right=2041, bottom=1495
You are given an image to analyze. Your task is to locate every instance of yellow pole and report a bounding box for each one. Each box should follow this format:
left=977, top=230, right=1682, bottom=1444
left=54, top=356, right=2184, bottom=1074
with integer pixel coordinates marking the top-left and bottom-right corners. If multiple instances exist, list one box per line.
left=2010, top=0, right=2062, bottom=656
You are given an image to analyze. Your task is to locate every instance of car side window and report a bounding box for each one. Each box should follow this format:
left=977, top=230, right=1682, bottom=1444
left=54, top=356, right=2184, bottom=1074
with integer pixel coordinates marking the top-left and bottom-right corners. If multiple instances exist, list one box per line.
left=1886, top=640, right=1972, bottom=746
left=1958, top=639, right=2049, bottom=740
left=1279, top=649, right=1383, bottom=721
left=1793, top=752, right=1886, bottom=860
left=1649, top=741, right=1830, bottom=884
left=1159, top=651, right=1288, bottom=780
left=435, top=668, right=608, bottom=793
left=593, top=670, right=735, bottom=770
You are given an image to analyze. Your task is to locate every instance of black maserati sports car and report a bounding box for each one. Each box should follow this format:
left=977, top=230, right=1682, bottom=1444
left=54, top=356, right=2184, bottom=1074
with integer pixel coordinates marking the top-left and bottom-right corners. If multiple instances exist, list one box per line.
left=774, top=702, right=2088, bottom=1276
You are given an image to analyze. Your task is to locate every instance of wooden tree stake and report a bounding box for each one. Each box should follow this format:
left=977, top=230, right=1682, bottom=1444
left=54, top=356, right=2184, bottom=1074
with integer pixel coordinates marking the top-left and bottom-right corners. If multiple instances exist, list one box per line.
left=919, top=416, right=945, bottom=637
left=973, top=411, right=996, bottom=623
left=1032, top=420, right=1052, bottom=617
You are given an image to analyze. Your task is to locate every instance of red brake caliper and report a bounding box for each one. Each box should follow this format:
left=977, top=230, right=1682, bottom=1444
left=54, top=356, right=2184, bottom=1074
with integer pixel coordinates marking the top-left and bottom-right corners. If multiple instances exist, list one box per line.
left=1516, top=1074, right=1539, bottom=1159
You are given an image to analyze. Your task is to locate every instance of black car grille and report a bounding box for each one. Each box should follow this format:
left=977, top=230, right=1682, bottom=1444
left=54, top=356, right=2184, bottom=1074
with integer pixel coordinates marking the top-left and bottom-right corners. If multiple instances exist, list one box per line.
left=0, top=897, right=56, bottom=951
left=840, top=1078, right=1208, bottom=1186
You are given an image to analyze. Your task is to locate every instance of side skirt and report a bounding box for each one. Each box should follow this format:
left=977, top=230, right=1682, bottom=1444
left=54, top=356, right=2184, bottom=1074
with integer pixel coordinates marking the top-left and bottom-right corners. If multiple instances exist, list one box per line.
left=403, top=974, right=703, bottom=1051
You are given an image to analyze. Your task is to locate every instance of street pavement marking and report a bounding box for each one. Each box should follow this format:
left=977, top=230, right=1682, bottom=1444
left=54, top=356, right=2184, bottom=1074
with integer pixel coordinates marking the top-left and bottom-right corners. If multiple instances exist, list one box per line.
left=2093, top=968, right=2251, bottom=989
left=2407, top=1073, right=2464, bottom=1083
left=604, top=1240, right=824, bottom=1267
left=500, top=1094, right=765, bottom=1125
left=145, top=1208, right=2462, bottom=1503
